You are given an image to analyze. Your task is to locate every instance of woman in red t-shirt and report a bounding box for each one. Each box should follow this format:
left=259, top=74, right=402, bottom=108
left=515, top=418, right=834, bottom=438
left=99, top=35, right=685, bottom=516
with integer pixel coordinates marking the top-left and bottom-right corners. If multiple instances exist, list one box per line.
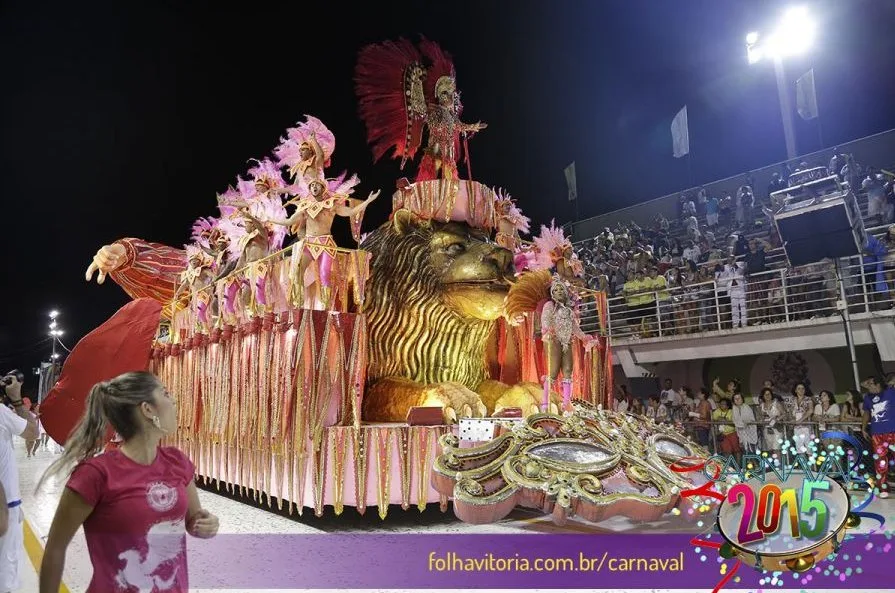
left=36, top=371, right=219, bottom=593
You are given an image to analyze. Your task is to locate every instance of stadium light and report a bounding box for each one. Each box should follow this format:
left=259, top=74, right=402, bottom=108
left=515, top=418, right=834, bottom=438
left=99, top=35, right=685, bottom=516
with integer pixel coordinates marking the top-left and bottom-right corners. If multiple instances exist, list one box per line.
left=746, top=6, right=816, bottom=64
left=49, top=310, right=59, bottom=319
left=745, top=6, right=816, bottom=160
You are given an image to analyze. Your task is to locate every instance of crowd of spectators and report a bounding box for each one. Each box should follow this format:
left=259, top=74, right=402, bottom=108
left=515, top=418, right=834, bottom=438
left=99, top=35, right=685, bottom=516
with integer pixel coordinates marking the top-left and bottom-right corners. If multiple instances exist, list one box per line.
left=613, top=373, right=895, bottom=497
left=575, top=153, right=895, bottom=336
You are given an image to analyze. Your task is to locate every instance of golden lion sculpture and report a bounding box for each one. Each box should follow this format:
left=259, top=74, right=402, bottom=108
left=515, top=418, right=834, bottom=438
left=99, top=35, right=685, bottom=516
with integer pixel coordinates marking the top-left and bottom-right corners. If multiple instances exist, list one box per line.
left=360, top=210, right=549, bottom=423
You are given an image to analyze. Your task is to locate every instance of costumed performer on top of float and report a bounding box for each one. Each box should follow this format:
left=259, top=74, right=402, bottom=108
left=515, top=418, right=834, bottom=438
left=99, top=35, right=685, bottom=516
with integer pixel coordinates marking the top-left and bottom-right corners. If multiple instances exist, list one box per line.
left=214, top=158, right=289, bottom=318
left=493, top=189, right=532, bottom=272
left=177, top=219, right=225, bottom=330
left=506, top=222, right=594, bottom=413
left=267, top=117, right=379, bottom=308
left=355, top=38, right=486, bottom=183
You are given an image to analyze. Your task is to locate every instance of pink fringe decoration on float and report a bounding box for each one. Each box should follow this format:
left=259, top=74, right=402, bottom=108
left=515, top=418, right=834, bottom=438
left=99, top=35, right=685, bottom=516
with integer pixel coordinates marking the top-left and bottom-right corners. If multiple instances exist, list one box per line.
left=153, top=310, right=448, bottom=518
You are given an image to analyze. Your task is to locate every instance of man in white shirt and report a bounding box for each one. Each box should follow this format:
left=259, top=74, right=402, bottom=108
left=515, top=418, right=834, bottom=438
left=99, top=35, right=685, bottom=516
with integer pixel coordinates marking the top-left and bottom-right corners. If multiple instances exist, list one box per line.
left=660, top=379, right=679, bottom=407
left=0, top=370, right=39, bottom=593
left=682, top=241, right=701, bottom=264
left=724, top=256, right=748, bottom=328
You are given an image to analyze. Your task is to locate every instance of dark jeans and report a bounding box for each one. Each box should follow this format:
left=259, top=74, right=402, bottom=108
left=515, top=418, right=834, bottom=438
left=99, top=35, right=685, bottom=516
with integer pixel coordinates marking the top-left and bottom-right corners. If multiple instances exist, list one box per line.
left=694, top=427, right=710, bottom=447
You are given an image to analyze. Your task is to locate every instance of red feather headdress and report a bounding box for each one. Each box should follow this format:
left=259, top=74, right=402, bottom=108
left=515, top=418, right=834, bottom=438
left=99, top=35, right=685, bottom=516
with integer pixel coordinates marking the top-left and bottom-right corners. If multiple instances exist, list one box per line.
left=355, top=38, right=458, bottom=169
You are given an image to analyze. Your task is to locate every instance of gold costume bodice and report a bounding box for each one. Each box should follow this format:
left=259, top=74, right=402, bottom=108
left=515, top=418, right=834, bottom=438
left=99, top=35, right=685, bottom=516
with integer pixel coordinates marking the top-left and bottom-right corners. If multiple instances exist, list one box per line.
left=287, top=195, right=343, bottom=220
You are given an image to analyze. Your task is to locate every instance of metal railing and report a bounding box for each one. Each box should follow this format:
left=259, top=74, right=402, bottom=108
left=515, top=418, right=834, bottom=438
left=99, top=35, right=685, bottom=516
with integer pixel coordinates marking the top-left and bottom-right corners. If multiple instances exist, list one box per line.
left=620, top=409, right=869, bottom=462
left=577, top=223, right=895, bottom=341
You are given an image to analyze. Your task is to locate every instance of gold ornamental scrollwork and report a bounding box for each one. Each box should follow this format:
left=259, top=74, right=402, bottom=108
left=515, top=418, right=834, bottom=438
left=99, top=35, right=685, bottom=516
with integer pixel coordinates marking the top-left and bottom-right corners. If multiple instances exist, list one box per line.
left=432, top=405, right=709, bottom=526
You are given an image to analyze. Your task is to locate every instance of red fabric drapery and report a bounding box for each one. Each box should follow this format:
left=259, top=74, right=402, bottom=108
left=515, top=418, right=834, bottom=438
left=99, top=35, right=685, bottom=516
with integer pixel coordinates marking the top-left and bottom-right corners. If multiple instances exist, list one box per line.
left=41, top=298, right=163, bottom=445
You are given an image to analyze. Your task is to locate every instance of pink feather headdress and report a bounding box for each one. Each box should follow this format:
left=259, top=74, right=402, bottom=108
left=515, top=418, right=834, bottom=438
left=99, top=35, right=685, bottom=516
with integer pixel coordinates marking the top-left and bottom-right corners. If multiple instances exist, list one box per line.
left=216, top=212, right=247, bottom=264
left=494, top=188, right=531, bottom=234
left=184, top=243, right=215, bottom=268
left=247, top=157, right=287, bottom=191
left=216, top=194, right=288, bottom=263
left=532, top=221, right=572, bottom=271
left=274, top=115, right=336, bottom=174
left=190, top=217, right=219, bottom=250
left=289, top=170, right=360, bottom=200
left=247, top=194, right=288, bottom=252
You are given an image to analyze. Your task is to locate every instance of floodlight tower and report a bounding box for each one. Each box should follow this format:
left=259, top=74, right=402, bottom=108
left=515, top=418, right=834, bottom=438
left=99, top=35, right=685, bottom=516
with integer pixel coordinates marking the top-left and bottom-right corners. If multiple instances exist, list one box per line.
left=746, top=6, right=817, bottom=160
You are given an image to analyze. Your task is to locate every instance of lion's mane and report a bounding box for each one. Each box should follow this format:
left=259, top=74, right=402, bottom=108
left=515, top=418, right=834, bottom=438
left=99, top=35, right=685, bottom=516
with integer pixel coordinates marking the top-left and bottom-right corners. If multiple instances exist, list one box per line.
left=360, top=219, right=495, bottom=390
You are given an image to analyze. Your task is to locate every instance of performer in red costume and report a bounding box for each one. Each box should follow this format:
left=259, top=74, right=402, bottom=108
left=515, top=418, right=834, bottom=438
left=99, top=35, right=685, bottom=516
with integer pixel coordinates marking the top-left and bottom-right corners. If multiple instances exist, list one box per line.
left=355, top=38, right=486, bottom=182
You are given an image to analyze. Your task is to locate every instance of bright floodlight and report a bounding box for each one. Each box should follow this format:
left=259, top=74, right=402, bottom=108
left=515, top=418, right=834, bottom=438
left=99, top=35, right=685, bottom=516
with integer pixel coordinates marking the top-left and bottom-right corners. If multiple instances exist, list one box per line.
left=49, top=310, right=59, bottom=319
left=51, top=353, right=60, bottom=359
left=766, top=6, right=815, bottom=58
left=746, top=6, right=815, bottom=63
left=747, top=45, right=764, bottom=64
left=49, top=321, right=57, bottom=329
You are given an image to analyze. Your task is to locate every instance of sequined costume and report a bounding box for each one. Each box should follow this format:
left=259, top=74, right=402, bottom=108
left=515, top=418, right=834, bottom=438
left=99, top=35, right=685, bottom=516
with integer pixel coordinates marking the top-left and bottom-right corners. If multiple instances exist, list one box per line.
left=540, top=300, right=586, bottom=353
left=539, top=278, right=593, bottom=412
left=356, top=38, right=485, bottom=182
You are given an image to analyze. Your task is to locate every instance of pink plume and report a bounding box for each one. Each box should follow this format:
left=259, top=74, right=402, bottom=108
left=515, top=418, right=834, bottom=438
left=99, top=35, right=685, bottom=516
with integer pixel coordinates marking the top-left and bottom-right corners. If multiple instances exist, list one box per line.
left=236, top=177, right=258, bottom=201
left=247, top=158, right=286, bottom=190
left=531, top=221, right=570, bottom=270
left=276, top=115, right=336, bottom=170
left=217, top=214, right=247, bottom=263
left=190, top=217, right=218, bottom=249
left=328, top=171, right=360, bottom=196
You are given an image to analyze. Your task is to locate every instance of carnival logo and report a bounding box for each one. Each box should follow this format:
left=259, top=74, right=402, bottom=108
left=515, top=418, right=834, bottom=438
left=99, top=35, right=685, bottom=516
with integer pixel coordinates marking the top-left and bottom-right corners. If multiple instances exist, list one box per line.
left=146, top=482, right=178, bottom=513
left=671, top=430, right=885, bottom=589
left=710, top=453, right=852, bottom=573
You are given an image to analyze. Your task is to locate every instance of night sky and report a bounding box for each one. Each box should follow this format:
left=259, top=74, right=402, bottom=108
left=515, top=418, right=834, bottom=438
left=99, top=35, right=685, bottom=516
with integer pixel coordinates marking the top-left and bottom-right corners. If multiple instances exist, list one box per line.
left=3, top=0, right=894, bottom=394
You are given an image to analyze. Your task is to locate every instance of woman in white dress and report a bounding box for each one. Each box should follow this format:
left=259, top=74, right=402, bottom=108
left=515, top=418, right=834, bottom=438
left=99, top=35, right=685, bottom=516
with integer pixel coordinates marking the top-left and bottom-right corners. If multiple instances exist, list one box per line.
left=814, top=390, right=841, bottom=454
left=814, top=390, right=841, bottom=433
left=732, top=392, right=758, bottom=457
left=790, top=382, right=815, bottom=453
left=759, top=388, right=783, bottom=455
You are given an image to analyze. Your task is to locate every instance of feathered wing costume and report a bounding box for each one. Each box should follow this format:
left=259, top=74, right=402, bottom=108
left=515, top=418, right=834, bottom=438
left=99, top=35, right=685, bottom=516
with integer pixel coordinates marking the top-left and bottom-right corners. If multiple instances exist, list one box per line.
left=216, top=173, right=288, bottom=314
left=274, top=115, right=336, bottom=181
left=531, top=221, right=584, bottom=280
left=355, top=38, right=480, bottom=181
left=493, top=188, right=532, bottom=271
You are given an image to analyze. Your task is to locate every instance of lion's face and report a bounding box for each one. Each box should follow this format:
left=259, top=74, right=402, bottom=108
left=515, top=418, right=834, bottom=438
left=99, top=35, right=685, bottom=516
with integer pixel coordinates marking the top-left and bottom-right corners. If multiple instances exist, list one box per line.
left=429, top=221, right=514, bottom=321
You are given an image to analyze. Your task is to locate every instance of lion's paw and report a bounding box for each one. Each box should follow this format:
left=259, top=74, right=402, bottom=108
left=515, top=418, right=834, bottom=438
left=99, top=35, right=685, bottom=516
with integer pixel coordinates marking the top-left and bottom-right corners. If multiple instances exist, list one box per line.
left=419, top=382, right=488, bottom=424
left=493, top=382, right=560, bottom=417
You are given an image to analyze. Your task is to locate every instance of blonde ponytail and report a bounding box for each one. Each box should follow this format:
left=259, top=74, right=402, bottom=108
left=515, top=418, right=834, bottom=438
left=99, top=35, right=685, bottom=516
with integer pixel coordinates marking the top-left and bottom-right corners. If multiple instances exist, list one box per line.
left=36, top=371, right=161, bottom=492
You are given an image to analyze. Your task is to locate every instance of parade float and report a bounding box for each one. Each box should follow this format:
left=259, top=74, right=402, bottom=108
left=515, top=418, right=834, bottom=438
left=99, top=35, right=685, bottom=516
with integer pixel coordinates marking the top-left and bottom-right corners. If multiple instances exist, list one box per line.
left=64, top=38, right=708, bottom=522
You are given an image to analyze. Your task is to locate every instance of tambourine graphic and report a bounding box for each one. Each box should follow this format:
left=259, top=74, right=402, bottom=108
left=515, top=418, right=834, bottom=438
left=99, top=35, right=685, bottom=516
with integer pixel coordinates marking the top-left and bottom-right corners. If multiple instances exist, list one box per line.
left=716, top=474, right=857, bottom=573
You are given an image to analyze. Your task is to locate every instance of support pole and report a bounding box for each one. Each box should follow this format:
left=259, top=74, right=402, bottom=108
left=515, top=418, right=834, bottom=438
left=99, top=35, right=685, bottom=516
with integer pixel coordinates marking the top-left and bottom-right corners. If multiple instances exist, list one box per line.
left=837, top=260, right=861, bottom=390
left=774, top=57, right=797, bottom=161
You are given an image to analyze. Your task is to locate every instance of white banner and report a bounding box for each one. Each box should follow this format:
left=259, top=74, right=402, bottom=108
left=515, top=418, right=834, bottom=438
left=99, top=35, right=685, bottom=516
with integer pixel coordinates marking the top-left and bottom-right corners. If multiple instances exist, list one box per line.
left=564, top=161, right=577, bottom=201
left=796, top=69, right=819, bottom=120
left=671, top=105, right=689, bottom=158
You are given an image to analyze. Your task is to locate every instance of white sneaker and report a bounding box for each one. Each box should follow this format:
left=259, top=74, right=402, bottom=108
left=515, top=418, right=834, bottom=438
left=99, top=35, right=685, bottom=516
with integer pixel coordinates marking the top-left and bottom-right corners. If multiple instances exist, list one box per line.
left=880, top=491, right=890, bottom=499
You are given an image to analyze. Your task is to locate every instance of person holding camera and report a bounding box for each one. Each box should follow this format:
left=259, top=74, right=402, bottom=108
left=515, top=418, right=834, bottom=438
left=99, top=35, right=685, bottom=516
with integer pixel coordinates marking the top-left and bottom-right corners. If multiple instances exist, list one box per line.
left=1, top=370, right=39, bottom=593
